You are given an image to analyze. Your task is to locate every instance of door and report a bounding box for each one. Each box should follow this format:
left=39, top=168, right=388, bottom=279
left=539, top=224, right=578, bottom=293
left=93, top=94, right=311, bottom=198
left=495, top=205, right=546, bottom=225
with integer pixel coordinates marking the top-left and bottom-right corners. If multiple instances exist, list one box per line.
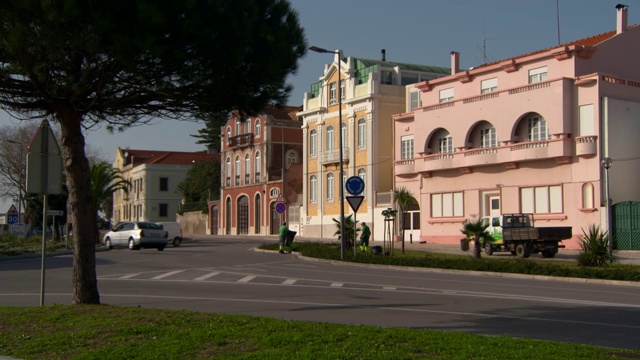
left=612, top=201, right=640, bottom=250
left=237, top=196, right=249, bottom=235
left=225, top=198, right=231, bottom=235
left=210, top=205, right=218, bottom=235
left=270, top=202, right=280, bottom=235
left=255, top=194, right=261, bottom=235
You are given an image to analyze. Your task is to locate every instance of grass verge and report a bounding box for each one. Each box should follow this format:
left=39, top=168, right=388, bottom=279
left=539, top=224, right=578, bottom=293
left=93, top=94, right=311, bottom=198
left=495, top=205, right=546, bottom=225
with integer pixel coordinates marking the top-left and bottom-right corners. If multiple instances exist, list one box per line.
left=259, top=242, right=640, bottom=282
left=0, top=305, right=638, bottom=360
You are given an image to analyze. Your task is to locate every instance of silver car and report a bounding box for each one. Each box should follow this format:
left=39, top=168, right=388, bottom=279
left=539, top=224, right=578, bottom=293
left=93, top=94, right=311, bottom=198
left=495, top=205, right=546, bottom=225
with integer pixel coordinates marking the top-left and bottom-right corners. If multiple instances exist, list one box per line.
left=103, top=221, right=168, bottom=251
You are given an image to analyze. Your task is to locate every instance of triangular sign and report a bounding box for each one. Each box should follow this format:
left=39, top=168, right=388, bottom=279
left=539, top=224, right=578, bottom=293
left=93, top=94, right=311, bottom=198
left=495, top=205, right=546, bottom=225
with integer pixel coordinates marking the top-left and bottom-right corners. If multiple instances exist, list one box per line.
left=346, top=196, right=364, bottom=212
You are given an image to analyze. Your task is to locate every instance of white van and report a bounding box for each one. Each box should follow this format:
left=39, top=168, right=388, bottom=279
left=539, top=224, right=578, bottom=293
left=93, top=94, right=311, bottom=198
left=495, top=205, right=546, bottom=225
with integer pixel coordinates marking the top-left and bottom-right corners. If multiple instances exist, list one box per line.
left=156, top=222, right=183, bottom=247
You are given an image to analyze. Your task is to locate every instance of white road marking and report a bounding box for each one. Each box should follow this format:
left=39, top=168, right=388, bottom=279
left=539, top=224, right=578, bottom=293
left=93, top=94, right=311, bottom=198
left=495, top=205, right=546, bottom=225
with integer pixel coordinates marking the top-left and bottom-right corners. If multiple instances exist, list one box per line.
left=330, top=282, right=344, bottom=287
left=282, top=279, right=297, bottom=285
left=237, top=275, right=256, bottom=283
left=120, top=273, right=142, bottom=279
left=151, top=270, right=185, bottom=280
left=193, top=272, right=221, bottom=281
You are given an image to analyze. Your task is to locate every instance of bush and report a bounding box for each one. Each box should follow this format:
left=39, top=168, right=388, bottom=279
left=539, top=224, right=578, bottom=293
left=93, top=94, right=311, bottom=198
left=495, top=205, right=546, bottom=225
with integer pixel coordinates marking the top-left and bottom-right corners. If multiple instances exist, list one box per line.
left=577, top=225, right=616, bottom=266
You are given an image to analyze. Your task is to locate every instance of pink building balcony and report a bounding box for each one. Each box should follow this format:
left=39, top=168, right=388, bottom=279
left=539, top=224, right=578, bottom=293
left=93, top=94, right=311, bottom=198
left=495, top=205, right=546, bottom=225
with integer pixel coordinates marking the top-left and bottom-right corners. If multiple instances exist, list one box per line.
left=395, top=159, right=415, bottom=177
left=575, top=135, right=598, bottom=158
left=409, top=138, right=573, bottom=174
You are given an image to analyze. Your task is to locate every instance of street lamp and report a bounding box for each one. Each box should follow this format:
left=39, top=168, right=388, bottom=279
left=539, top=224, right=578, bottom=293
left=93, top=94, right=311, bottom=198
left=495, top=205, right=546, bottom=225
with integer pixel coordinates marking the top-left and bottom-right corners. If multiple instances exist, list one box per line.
left=601, top=157, right=613, bottom=257
left=309, top=45, right=346, bottom=260
left=7, top=140, right=23, bottom=224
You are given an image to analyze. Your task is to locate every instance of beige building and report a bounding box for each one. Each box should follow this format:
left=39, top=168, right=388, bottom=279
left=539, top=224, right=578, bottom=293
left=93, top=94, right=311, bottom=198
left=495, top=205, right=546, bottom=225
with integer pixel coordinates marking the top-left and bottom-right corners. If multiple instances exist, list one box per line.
left=112, top=148, right=218, bottom=223
left=299, top=51, right=450, bottom=240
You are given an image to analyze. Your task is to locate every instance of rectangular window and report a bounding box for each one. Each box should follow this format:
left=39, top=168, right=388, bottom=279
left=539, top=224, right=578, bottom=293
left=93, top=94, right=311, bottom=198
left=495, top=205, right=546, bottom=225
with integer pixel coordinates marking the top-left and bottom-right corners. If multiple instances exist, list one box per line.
left=528, top=66, right=548, bottom=84
left=329, top=82, right=337, bottom=104
left=159, top=203, right=168, bottom=217
left=438, top=137, right=453, bottom=153
left=439, top=88, right=454, bottom=103
left=480, top=128, right=497, bottom=148
left=340, top=80, right=345, bottom=100
left=401, top=135, right=414, bottom=160
left=380, top=70, right=393, bottom=85
left=310, top=176, right=317, bottom=203
left=579, top=104, right=595, bottom=136
left=159, top=177, right=168, bottom=191
left=481, top=78, right=498, bottom=93
left=528, top=117, right=549, bottom=141
left=431, top=192, right=463, bottom=218
left=520, top=185, right=562, bottom=214
left=409, top=90, right=421, bottom=111
left=310, top=131, right=317, bottom=156
left=327, top=175, right=334, bottom=202
left=401, top=72, right=419, bottom=86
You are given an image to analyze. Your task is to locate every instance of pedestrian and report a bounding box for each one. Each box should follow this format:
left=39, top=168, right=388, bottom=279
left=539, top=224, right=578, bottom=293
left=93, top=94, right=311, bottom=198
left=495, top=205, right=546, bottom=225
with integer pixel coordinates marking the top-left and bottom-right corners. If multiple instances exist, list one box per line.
left=279, top=222, right=289, bottom=254
left=359, top=221, right=371, bottom=252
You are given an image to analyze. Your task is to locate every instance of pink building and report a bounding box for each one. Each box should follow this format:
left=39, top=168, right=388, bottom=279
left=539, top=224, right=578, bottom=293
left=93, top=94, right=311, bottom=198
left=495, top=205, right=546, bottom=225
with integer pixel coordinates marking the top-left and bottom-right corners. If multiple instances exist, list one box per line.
left=393, top=5, right=640, bottom=250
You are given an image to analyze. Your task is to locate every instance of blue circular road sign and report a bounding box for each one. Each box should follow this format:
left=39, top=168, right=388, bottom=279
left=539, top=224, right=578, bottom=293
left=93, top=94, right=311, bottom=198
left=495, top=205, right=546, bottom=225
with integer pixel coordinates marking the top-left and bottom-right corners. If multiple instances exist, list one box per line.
left=275, top=202, right=286, bottom=214
left=345, top=176, right=365, bottom=195
left=7, top=213, right=18, bottom=225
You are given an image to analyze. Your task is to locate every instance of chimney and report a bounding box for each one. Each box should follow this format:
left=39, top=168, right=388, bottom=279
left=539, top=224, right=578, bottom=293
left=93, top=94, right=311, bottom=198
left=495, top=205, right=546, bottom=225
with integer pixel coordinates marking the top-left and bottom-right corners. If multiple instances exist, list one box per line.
left=616, top=4, right=628, bottom=34
left=450, top=51, right=460, bottom=75
left=381, top=49, right=386, bottom=62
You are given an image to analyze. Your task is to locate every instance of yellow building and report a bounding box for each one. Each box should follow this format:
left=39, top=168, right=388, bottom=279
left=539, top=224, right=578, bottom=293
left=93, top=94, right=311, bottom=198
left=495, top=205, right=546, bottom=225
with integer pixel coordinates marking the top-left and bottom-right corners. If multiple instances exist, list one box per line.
left=299, top=50, right=450, bottom=239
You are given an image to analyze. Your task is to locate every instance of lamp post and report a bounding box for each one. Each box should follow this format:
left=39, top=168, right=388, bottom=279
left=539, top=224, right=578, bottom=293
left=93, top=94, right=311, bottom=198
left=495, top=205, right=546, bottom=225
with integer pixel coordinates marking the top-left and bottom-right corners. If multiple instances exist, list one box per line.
left=309, top=45, right=346, bottom=260
left=7, top=140, right=23, bottom=224
left=601, top=157, right=613, bottom=257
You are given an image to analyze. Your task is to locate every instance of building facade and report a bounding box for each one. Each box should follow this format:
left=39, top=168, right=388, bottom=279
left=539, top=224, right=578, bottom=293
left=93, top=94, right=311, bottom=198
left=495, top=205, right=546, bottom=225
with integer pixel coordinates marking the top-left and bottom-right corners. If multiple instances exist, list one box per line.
left=299, top=50, right=450, bottom=240
left=393, top=6, right=640, bottom=250
left=113, top=148, right=219, bottom=223
left=219, top=106, right=303, bottom=236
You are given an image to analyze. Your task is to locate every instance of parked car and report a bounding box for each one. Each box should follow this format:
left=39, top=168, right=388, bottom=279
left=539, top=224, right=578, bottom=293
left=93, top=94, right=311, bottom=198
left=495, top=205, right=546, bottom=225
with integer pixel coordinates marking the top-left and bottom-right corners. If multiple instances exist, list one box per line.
left=103, top=221, right=168, bottom=251
left=156, top=222, right=183, bottom=247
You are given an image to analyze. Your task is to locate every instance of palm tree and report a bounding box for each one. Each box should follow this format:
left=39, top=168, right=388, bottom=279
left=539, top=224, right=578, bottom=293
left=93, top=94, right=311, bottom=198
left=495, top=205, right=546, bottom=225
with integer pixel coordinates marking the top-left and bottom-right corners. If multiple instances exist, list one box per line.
left=333, top=214, right=358, bottom=249
left=460, top=219, right=494, bottom=259
left=392, top=187, right=417, bottom=254
left=89, top=162, right=130, bottom=223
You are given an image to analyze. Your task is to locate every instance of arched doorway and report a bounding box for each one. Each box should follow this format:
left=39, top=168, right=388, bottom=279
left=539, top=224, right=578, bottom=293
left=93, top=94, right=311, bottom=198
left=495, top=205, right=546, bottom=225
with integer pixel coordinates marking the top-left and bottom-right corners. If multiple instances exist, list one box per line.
left=402, top=203, right=421, bottom=243
left=237, top=196, right=249, bottom=234
left=225, top=198, right=231, bottom=235
left=612, top=201, right=640, bottom=250
left=255, top=194, right=261, bottom=234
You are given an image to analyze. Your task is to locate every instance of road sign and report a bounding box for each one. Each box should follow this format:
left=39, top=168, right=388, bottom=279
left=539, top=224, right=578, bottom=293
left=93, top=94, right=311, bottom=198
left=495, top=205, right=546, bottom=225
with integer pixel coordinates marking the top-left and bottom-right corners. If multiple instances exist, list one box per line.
left=46, top=210, right=64, bottom=216
left=345, top=176, right=365, bottom=195
left=277, top=193, right=284, bottom=202
left=7, top=213, right=18, bottom=225
left=275, top=202, right=286, bottom=214
left=26, top=119, right=62, bottom=195
left=346, top=196, right=364, bottom=212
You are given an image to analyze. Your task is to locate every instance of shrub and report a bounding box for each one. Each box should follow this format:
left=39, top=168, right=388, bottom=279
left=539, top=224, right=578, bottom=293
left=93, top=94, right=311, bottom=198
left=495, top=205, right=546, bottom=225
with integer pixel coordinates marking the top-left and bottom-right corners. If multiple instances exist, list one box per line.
left=577, top=225, right=616, bottom=266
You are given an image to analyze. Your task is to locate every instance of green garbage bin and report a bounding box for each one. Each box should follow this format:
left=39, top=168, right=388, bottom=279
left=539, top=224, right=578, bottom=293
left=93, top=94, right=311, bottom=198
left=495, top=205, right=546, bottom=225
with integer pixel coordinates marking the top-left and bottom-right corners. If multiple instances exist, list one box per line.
left=460, top=238, right=470, bottom=251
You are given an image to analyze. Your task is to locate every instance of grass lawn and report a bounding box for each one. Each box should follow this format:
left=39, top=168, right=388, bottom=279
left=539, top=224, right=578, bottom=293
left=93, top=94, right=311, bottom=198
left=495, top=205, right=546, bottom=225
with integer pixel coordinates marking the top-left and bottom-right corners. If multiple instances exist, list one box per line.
left=1, top=305, right=639, bottom=360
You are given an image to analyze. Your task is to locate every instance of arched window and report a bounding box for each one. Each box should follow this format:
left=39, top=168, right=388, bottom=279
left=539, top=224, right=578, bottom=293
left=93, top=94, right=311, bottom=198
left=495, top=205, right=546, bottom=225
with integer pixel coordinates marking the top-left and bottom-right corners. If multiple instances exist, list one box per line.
left=326, top=125, right=334, bottom=150
left=244, top=153, right=250, bottom=184
left=255, top=152, right=261, bottom=182
left=358, top=168, right=366, bottom=182
left=270, top=187, right=280, bottom=197
left=244, top=119, right=250, bottom=134
left=225, top=157, right=231, bottom=187
left=357, top=118, right=366, bottom=149
left=327, top=173, right=334, bottom=201
left=226, top=127, right=231, bottom=143
left=235, top=119, right=241, bottom=135
left=255, top=119, right=261, bottom=137
left=286, top=150, right=298, bottom=169
left=309, top=129, right=317, bottom=157
left=438, top=135, right=453, bottom=153
left=310, top=175, right=317, bottom=203
left=235, top=156, right=240, bottom=185
left=480, top=126, right=497, bottom=148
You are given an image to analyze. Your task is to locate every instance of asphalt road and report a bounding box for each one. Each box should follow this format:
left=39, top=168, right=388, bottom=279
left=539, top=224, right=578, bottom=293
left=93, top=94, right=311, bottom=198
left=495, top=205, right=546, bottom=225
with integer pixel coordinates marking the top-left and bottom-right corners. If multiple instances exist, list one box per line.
left=1, top=235, right=639, bottom=350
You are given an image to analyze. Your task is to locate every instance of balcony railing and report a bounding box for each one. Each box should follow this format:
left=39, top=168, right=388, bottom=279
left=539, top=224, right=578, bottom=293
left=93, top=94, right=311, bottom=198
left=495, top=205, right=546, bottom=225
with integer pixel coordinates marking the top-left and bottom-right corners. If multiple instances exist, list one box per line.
left=319, top=147, right=350, bottom=165
left=228, top=133, right=254, bottom=148
left=575, top=135, right=598, bottom=158
left=405, top=138, right=572, bottom=175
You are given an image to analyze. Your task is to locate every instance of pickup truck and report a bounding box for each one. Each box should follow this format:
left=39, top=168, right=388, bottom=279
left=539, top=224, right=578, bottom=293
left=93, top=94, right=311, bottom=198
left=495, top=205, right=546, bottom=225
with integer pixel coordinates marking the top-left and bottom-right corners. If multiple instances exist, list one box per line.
left=481, top=213, right=572, bottom=258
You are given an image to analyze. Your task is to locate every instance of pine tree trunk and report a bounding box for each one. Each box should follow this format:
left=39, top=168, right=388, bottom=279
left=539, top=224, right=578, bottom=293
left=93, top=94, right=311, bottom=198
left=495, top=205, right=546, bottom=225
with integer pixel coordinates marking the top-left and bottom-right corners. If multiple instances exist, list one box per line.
left=58, top=111, right=100, bottom=304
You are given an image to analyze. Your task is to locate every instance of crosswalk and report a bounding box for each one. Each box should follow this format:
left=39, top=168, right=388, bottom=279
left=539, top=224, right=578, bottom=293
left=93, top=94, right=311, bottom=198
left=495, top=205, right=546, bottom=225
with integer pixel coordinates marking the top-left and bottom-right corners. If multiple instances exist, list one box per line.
left=98, top=268, right=398, bottom=292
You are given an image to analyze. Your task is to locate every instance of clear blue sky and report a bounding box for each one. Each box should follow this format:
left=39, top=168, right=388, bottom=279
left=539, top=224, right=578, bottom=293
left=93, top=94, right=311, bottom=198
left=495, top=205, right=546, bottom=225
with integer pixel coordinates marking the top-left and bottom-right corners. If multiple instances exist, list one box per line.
left=1, top=0, right=637, bottom=209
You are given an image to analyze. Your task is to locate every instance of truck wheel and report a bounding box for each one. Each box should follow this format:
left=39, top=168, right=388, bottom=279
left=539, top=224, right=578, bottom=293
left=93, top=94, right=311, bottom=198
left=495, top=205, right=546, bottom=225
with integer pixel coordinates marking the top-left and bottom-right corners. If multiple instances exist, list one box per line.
left=515, top=244, right=531, bottom=258
left=541, top=249, right=557, bottom=258
left=483, top=243, right=493, bottom=256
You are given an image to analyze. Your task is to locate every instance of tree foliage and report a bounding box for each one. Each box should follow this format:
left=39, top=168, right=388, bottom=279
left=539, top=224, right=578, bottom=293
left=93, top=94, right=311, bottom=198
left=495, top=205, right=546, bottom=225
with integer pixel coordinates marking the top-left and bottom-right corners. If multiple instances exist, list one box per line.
left=0, top=0, right=306, bottom=304
left=177, top=158, right=221, bottom=206
left=89, top=162, right=130, bottom=220
left=392, top=187, right=417, bottom=253
left=190, top=111, right=229, bottom=153
left=461, top=219, right=494, bottom=259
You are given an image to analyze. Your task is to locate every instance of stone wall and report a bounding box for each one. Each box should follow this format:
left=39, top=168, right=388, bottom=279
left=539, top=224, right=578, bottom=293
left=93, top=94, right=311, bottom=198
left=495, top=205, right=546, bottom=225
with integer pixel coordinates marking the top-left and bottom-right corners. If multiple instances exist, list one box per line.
left=177, top=211, right=208, bottom=235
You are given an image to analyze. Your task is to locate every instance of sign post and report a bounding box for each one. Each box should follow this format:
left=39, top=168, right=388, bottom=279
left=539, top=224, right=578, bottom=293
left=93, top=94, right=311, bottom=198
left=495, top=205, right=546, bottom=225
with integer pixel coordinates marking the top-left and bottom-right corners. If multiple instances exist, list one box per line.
left=26, top=120, right=62, bottom=307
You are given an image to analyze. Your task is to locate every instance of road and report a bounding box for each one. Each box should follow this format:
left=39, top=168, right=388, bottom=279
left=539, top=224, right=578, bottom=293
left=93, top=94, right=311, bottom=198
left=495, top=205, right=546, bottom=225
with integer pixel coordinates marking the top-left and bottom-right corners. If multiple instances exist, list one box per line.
left=1, top=235, right=639, bottom=350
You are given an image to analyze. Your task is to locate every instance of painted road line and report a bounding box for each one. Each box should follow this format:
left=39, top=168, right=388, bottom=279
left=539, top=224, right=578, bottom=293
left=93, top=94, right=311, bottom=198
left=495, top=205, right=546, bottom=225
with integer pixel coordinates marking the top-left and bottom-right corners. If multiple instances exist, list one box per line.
left=194, top=272, right=221, bottom=281
left=151, top=270, right=185, bottom=280
left=282, top=279, right=297, bottom=285
left=237, top=275, right=257, bottom=283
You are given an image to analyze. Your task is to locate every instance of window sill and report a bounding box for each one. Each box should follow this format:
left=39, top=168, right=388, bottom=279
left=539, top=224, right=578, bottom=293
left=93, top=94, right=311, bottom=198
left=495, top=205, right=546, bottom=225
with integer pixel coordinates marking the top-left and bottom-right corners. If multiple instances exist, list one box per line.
left=579, top=208, right=597, bottom=213
left=531, top=214, right=567, bottom=221
left=428, top=217, right=466, bottom=224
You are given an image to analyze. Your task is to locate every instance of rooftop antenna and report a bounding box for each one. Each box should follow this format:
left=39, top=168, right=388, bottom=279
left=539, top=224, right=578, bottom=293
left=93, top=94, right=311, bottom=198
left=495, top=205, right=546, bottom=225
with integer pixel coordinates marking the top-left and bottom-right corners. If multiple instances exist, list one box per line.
left=556, top=0, right=561, bottom=45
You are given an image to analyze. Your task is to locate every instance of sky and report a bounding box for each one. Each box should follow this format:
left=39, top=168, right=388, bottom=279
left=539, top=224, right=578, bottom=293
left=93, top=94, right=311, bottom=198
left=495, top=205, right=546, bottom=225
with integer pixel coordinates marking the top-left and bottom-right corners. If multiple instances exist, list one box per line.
left=1, top=0, right=637, bottom=210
